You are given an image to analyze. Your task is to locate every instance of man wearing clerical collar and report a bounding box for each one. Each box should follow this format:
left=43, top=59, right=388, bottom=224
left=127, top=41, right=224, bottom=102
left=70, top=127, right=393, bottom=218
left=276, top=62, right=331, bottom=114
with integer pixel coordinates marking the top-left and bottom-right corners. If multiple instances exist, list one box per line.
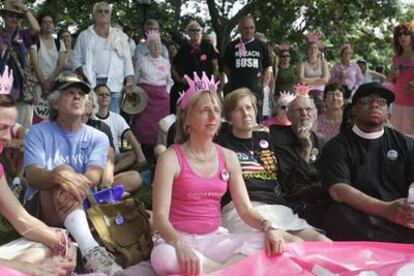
left=319, top=82, right=414, bottom=242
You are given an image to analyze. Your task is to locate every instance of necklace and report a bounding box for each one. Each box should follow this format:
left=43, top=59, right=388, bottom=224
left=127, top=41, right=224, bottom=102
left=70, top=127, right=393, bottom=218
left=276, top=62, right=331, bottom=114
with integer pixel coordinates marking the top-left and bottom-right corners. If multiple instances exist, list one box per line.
left=187, top=143, right=214, bottom=163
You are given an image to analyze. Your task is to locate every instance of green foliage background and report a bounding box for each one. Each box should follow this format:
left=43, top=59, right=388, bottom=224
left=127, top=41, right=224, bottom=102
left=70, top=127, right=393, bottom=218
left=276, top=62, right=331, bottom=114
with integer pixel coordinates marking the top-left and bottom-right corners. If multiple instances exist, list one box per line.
left=21, top=0, right=414, bottom=71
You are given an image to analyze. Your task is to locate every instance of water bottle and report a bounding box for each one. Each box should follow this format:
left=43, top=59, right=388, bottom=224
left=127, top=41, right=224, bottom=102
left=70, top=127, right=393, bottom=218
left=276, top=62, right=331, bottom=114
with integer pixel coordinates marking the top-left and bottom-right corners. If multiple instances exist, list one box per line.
left=407, top=183, right=414, bottom=205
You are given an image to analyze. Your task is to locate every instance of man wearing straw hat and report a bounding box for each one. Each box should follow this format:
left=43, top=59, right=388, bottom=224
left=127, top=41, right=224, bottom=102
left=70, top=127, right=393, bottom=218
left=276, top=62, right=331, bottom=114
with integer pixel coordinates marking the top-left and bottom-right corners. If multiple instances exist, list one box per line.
left=0, top=0, right=40, bottom=129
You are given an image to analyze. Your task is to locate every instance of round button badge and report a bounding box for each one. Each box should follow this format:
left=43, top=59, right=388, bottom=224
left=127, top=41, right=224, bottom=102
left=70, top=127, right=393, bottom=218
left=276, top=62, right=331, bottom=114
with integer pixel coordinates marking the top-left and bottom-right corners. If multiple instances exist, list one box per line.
left=386, top=149, right=398, bottom=161
left=221, top=169, right=230, bottom=181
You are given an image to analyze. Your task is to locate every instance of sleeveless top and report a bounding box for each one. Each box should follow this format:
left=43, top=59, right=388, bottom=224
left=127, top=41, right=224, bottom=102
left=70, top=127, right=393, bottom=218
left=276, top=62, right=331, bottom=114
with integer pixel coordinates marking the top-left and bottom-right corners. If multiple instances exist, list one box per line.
left=169, top=144, right=229, bottom=234
left=392, top=54, right=414, bottom=106
left=275, top=66, right=296, bottom=93
left=303, top=59, right=325, bottom=91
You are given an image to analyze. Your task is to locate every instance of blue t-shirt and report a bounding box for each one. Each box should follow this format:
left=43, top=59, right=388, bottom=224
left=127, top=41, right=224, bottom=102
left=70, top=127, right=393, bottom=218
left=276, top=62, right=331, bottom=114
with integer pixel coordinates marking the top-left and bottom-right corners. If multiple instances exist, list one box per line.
left=24, top=121, right=109, bottom=174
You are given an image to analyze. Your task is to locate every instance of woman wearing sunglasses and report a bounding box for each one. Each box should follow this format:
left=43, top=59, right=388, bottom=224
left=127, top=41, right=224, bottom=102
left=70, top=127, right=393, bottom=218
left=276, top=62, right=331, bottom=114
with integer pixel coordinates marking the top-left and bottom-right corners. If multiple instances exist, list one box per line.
left=388, top=21, right=414, bottom=136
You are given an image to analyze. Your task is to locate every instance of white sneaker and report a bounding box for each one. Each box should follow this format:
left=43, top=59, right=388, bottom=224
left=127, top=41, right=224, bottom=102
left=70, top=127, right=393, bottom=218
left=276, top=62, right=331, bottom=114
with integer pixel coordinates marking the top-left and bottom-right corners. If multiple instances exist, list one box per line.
left=83, top=246, right=124, bottom=276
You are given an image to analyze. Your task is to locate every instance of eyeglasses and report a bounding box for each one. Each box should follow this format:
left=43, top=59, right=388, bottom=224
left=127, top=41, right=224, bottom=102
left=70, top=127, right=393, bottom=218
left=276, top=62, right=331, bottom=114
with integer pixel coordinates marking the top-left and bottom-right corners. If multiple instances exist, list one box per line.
left=281, top=55, right=290, bottom=58
left=358, top=96, right=387, bottom=106
left=189, top=29, right=201, bottom=33
left=326, top=91, right=344, bottom=98
left=97, top=93, right=111, bottom=98
left=97, top=9, right=110, bottom=14
left=293, top=107, right=314, bottom=114
left=399, top=31, right=411, bottom=37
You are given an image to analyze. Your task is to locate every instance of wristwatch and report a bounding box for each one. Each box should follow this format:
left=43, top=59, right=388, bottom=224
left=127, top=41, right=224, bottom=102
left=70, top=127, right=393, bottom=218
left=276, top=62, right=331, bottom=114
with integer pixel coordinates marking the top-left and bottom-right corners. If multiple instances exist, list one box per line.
left=261, top=219, right=277, bottom=232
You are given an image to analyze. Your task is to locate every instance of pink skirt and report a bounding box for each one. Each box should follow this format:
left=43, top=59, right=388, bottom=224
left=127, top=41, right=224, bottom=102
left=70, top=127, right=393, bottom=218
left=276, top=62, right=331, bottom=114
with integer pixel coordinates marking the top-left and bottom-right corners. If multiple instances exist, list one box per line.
left=132, top=83, right=170, bottom=144
left=390, top=104, right=414, bottom=136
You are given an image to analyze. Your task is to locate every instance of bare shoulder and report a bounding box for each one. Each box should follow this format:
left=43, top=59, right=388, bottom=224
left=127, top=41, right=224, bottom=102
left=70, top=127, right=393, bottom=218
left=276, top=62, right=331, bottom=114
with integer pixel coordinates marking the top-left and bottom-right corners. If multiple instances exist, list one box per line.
left=157, top=146, right=180, bottom=175
left=222, top=147, right=239, bottom=171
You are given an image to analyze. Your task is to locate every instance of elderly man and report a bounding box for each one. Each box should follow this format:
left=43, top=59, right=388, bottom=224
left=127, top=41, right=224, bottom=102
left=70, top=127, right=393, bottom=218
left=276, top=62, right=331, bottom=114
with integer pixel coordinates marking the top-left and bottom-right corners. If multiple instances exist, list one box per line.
left=23, top=75, right=123, bottom=274
left=71, top=1, right=134, bottom=114
left=320, top=82, right=414, bottom=242
left=222, top=15, right=272, bottom=120
left=0, top=0, right=40, bottom=128
left=134, top=19, right=169, bottom=61
left=270, top=94, right=328, bottom=228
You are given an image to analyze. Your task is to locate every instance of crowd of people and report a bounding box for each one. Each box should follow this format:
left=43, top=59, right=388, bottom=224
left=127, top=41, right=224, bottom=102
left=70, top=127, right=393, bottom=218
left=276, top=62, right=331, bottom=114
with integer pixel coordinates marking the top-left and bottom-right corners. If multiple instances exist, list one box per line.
left=1, top=0, right=414, bottom=275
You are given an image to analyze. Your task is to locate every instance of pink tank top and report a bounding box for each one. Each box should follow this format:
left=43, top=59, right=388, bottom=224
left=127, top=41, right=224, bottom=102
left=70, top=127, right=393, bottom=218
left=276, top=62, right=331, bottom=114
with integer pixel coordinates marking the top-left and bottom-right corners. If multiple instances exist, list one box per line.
left=393, top=54, right=414, bottom=106
left=169, top=144, right=229, bottom=234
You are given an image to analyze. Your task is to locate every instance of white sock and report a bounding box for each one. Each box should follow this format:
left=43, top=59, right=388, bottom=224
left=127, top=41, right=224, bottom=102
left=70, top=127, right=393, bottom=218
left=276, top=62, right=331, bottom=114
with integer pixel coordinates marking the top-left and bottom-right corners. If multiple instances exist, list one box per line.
left=64, top=208, right=99, bottom=256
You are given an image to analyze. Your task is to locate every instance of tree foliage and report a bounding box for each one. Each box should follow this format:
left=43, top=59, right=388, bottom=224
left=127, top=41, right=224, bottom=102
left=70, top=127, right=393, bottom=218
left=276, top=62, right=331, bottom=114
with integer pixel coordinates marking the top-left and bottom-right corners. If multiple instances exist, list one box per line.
left=23, top=0, right=410, bottom=70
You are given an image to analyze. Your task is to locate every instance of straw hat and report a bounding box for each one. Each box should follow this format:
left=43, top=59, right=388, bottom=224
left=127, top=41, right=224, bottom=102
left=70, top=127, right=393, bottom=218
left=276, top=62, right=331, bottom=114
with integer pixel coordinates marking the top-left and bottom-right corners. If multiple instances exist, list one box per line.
left=0, top=0, right=25, bottom=17
left=121, top=86, right=148, bottom=115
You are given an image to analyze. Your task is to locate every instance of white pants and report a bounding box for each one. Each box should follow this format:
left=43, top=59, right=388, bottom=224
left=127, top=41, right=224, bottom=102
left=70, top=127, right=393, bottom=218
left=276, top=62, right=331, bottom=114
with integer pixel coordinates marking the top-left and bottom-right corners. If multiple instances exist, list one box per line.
left=0, top=238, right=48, bottom=260
left=150, top=227, right=265, bottom=276
left=222, top=201, right=312, bottom=233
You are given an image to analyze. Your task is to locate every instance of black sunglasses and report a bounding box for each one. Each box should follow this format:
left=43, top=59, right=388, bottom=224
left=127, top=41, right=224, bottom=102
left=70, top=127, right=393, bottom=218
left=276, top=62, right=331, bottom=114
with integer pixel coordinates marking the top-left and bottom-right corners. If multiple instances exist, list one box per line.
left=281, top=55, right=291, bottom=58
left=399, top=31, right=411, bottom=37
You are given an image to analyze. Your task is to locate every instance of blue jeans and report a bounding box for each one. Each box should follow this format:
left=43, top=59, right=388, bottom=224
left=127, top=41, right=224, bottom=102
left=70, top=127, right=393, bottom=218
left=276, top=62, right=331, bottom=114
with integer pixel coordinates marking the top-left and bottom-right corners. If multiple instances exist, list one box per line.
left=96, top=78, right=123, bottom=114
left=110, top=92, right=122, bottom=114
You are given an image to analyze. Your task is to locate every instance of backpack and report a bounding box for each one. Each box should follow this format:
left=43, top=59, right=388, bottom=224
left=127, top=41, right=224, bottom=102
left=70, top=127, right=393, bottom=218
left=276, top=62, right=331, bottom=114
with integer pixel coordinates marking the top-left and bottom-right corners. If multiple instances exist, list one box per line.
left=86, top=193, right=153, bottom=268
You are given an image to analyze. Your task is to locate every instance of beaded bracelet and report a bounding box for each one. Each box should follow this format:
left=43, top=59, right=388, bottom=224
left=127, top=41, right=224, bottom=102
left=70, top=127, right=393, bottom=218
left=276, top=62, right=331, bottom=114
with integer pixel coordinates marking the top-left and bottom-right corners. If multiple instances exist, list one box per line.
left=53, top=228, right=69, bottom=257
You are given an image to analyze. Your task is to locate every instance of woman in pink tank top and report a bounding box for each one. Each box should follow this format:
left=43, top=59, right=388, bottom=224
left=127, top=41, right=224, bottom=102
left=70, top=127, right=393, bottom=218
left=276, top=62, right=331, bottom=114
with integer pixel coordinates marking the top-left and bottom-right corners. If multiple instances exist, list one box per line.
left=388, top=21, right=414, bottom=136
left=151, top=73, right=287, bottom=275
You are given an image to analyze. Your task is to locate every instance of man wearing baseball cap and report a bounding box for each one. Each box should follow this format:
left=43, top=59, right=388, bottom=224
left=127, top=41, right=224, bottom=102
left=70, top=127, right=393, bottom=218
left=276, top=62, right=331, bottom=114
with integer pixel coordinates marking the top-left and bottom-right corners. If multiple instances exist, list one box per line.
left=23, top=75, right=123, bottom=274
left=319, top=82, right=414, bottom=242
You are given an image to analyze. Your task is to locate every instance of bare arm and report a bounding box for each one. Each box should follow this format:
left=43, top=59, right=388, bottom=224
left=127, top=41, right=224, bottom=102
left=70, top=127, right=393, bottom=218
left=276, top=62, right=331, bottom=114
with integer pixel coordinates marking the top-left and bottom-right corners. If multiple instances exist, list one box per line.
left=262, top=66, right=272, bottom=88
left=124, top=130, right=146, bottom=164
left=152, top=149, right=181, bottom=245
left=0, top=175, right=58, bottom=248
left=212, top=59, right=220, bottom=81
left=25, top=164, right=91, bottom=202
left=225, top=149, right=266, bottom=228
left=225, top=149, right=285, bottom=254
left=47, top=50, right=66, bottom=83
left=101, top=148, right=115, bottom=187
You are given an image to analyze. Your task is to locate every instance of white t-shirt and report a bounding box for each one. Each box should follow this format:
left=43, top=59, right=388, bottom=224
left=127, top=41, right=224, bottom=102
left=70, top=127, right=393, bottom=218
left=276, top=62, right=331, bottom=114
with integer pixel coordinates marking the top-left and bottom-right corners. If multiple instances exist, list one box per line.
left=96, top=111, right=130, bottom=154
left=92, top=36, right=111, bottom=78
left=31, top=38, right=66, bottom=78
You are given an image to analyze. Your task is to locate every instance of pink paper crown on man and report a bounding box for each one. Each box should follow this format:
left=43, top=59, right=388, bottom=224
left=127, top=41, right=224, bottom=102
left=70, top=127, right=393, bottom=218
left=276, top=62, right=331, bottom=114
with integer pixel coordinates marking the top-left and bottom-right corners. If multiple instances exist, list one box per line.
left=146, top=29, right=160, bottom=41
left=294, top=83, right=311, bottom=96
left=0, top=66, right=13, bottom=95
left=177, top=72, right=219, bottom=109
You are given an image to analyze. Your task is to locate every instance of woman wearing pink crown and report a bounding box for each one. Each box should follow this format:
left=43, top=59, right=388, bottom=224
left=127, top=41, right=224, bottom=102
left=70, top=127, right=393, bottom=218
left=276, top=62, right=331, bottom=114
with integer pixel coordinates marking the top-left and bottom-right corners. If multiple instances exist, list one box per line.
left=132, top=29, right=173, bottom=157
left=151, top=72, right=286, bottom=275
left=0, top=66, right=76, bottom=275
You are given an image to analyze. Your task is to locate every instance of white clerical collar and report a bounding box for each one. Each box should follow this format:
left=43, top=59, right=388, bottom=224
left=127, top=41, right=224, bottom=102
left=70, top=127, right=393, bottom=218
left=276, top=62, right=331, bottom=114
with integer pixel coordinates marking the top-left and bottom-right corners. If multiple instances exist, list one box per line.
left=352, top=125, right=384, bottom=140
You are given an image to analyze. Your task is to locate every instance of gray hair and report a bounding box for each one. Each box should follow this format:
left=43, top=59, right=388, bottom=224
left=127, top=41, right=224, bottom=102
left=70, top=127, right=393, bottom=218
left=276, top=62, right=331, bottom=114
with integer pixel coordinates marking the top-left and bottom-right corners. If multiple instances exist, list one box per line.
left=85, top=91, right=99, bottom=120
left=47, top=90, right=61, bottom=121
left=92, top=2, right=112, bottom=18
left=144, top=19, right=159, bottom=29
left=185, top=20, right=202, bottom=34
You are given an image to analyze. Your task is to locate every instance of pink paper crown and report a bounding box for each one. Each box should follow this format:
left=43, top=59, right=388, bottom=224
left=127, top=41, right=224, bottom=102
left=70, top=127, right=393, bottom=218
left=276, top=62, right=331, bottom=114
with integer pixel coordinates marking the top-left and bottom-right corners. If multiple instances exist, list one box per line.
left=294, top=83, right=311, bottom=96
left=0, top=66, right=13, bottom=95
left=146, top=30, right=160, bottom=41
left=278, top=91, right=296, bottom=105
left=278, top=43, right=290, bottom=51
left=178, top=72, right=219, bottom=109
left=307, top=32, right=321, bottom=44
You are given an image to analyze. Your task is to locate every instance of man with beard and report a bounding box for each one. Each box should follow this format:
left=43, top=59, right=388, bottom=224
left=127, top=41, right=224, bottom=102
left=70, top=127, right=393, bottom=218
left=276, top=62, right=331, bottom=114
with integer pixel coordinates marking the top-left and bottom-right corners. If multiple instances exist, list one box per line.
left=269, top=94, right=328, bottom=228
left=319, top=82, right=414, bottom=242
